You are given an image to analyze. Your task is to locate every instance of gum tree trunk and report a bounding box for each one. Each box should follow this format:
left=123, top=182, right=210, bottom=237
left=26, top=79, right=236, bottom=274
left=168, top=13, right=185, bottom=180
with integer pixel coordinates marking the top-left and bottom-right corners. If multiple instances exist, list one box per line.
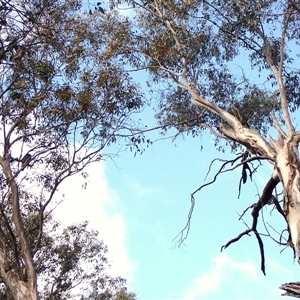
left=0, top=155, right=39, bottom=300
left=276, top=138, right=300, bottom=263
left=1, top=274, right=38, bottom=300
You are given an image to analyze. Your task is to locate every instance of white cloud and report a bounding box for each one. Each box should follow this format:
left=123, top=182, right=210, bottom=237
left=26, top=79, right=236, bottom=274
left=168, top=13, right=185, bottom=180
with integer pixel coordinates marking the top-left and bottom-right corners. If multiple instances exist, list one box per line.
left=53, top=162, right=135, bottom=282
left=183, top=254, right=259, bottom=299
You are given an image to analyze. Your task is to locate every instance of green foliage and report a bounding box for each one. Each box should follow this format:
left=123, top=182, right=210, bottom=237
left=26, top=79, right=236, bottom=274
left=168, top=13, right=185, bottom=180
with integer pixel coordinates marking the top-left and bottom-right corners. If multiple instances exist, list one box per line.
left=1, top=1, right=143, bottom=146
left=106, top=0, right=300, bottom=143
left=0, top=220, right=136, bottom=299
left=0, top=0, right=145, bottom=229
left=1, top=0, right=300, bottom=296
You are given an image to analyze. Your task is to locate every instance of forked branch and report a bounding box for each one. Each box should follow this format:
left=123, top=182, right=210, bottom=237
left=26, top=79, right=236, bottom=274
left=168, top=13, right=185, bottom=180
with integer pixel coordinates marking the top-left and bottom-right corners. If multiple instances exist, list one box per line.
left=221, top=177, right=282, bottom=275
left=173, top=153, right=274, bottom=248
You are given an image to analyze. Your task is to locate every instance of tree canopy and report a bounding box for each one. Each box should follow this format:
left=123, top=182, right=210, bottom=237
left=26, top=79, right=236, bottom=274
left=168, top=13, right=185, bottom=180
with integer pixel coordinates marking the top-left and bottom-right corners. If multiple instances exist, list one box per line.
left=0, top=219, right=136, bottom=299
left=106, top=0, right=299, bottom=141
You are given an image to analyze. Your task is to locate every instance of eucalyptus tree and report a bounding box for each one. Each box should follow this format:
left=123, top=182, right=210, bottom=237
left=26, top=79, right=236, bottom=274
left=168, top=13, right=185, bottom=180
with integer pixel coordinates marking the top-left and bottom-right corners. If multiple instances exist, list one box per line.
left=105, top=0, right=300, bottom=295
left=0, top=0, right=143, bottom=299
left=0, top=220, right=136, bottom=299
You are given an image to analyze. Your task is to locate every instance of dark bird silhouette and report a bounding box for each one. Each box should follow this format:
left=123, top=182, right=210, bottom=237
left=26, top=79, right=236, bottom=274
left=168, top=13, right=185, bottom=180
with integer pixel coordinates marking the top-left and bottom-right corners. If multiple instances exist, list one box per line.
left=21, top=153, right=31, bottom=168
left=98, top=6, right=105, bottom=14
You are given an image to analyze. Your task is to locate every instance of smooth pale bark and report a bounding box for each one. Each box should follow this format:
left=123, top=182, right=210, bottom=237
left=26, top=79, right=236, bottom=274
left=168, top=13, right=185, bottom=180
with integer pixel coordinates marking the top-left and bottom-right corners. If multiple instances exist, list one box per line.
left=276, top=139, right=300, bottom=263
left=0, top=259, right=39, bottom=300
left=4, top=276, right=38, bottom=300
left=0, top=156, right=39, bottom=300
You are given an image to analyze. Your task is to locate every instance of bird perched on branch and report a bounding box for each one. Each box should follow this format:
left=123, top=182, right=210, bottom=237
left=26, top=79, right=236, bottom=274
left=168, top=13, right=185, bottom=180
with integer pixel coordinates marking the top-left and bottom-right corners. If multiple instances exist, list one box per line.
left=21, top=153, right=31, bottom=169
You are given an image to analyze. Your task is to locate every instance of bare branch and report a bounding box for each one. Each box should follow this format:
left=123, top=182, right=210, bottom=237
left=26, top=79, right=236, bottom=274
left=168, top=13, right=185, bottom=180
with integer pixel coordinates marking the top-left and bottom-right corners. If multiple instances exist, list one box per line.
left=265, top=222, right=288, bottom=246
left=204, top=156, right=241, bottom=181
left=272, top=114, right=287, bottom=138
left=174, top=153, right=275, bottom=247
left=221, top=177, right=280, bottom=275
left=279, top=9, right=293, bottom=75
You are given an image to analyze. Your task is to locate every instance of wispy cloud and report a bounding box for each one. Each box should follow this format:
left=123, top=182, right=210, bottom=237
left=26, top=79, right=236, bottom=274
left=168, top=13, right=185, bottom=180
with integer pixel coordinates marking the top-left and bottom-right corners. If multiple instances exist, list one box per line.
left=127, top=179, right=158, bottom=197
left=183, top=254, right=259, bottom=299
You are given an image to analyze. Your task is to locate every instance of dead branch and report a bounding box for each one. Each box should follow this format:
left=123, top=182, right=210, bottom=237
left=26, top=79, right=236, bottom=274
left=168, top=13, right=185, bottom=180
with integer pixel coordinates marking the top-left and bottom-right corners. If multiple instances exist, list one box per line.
left=204, top=154, right=243, bottom=181
left=221, top=177, right=280, bottom=275
left=237, top=214, right=251, bottom=230
left=173, top=155, right=244, bottom=246
left=258, top=196, right=288, bottom=248
left=280, top=282, right=300, bottom=298
left=174, top=152, right=272, bottom=247
left=238, top=204, right=255, bottom=220
left=264, top=222, right=288, bottom=246
left=272, top=195, right=286, bottom=219
left=173, top=194, right=196, bottom=247
left=254, top=231, right=266, bottom=275
left=238, top=151, right=253, bottom=198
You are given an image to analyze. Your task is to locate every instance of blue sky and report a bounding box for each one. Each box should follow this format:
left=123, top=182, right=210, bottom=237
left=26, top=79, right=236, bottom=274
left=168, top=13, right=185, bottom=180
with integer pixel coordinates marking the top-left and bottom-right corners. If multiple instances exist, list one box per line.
left=54, top=130, right=300, bottom=299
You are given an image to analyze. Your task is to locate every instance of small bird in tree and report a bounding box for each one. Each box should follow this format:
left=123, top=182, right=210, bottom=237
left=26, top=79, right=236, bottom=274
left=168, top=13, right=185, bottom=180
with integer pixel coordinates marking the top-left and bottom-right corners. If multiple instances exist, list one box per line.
left=21, top=153, right=31, bottom=168
left=12, top=46, right=26, bottom=60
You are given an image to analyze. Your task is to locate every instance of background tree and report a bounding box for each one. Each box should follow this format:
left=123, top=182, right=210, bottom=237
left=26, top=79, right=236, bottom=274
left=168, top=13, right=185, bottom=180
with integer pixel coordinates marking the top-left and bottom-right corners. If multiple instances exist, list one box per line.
left=0, top=0, right=143, bottom=298
left=104, top=0, right=300, bottom=296
left=0, top=220, right=136, bottom=299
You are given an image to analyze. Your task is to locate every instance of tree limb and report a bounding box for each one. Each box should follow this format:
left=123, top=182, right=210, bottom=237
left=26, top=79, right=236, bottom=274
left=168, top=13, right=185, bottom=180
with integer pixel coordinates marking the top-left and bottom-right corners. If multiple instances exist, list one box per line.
left=221, top=176, right=280, bottom=275
left=280, top=282, right=300, bottom=298
left=174, top=153, right=274, bottom=248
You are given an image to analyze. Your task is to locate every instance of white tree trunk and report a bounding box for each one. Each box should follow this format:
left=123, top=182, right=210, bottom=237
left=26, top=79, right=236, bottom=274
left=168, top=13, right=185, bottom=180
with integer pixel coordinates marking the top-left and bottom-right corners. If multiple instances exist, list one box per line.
left=0, top=266, right=39, bottom=300
left=0, top=157, right=39, bottom=300
left=9, top=279, right=38, bottom=300
left=277, top=140, right=300, bottom=263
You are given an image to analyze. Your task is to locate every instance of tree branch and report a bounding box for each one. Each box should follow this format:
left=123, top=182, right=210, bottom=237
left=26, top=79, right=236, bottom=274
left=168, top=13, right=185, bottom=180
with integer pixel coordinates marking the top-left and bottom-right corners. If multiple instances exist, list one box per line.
left=218, top=123, right=276, bottom=157
left=256, top=22, right=294, bottom=135
left=280, top=282, right=300, bottom=298
left=0, top=157, right=37, bottom=291
left=289, top=0, right=300, bottom=15
left=174, top=153, right=275, bottom=247
left=221, top=176, right=280, bottom=275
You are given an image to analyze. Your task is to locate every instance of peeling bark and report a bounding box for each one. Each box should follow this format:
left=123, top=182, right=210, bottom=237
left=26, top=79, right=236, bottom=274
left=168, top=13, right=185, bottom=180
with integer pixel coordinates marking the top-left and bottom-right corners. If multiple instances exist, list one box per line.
left=218, top=123, right=276, bottom=157
left=280, top=282, right=300, bottom=298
